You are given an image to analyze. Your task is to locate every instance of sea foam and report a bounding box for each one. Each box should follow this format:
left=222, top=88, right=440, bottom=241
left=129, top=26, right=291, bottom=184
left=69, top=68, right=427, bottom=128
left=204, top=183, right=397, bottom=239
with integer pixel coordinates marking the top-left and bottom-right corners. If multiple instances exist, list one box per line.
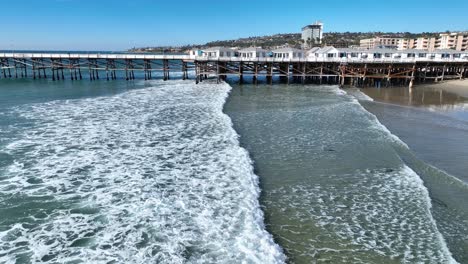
left=245, top=85, right=457, bottom=263
left=0, top=80, right=285, bottom=263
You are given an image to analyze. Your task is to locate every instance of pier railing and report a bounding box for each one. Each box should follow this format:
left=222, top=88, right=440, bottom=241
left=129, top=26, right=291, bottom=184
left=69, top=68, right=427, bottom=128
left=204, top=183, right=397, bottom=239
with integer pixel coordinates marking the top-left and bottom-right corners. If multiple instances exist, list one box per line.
left=0, top=53, right=192, bottom=60
left=0, top=52, right=466, bottom=86
left=1, top=53, right=468, bottom=63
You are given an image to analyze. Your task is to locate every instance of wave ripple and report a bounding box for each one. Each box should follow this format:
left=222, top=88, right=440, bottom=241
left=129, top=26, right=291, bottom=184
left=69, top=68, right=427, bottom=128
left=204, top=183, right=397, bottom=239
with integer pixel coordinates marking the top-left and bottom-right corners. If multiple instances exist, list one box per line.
left=0, top=80, right=285, bottom=263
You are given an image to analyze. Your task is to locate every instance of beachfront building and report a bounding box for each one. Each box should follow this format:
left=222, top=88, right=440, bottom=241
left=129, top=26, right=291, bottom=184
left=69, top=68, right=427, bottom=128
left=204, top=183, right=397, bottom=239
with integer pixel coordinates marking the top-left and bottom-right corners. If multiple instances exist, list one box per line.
left=306, top=47, right=321, bottom=58
left=394, top=32, right=468, bottom=52
left=360, top=36, right=403, bottom=49
left=398, top=39, right=416, bottom=50
left=437, top=32, right=468, bottom=51
left=415, top=37, right=437, bottom=51
left=201, top=47, right=238, bottom=58
left=238, top=47, right=270, bottom=58
left=308, top=47, right=379, bottom=60
left=305, top=46, right=468, bottom=60
left=187, top=45, right=468, bottom=61
left=312, top=46, right=340, bottom=59
left=428, top=49, right=466, bottom=60
left=399, top=37, right=440, bottom=51
left=272, top=47, right=305, bottom=59
left=301, top=21, right=323, bottom=48
left=189, top=49, right=203, bottom=59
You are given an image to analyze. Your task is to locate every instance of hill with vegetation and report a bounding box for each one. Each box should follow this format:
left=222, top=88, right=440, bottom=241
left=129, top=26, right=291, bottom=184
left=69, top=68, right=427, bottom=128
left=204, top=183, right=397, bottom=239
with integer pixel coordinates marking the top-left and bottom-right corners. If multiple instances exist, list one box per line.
left=128, top=31, right=444, bottom=53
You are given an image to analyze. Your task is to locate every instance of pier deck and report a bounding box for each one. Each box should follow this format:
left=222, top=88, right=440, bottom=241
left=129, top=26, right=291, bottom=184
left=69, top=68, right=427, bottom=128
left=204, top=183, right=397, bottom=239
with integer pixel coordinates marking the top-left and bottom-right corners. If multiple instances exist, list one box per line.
left=0, top=53, right=466, bottom=87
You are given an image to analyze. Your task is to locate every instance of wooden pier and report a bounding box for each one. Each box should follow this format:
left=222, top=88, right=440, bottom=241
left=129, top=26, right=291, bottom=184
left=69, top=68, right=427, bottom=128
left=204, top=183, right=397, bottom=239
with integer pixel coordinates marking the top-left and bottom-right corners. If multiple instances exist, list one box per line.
left=0, top=53, right=467, bottom=87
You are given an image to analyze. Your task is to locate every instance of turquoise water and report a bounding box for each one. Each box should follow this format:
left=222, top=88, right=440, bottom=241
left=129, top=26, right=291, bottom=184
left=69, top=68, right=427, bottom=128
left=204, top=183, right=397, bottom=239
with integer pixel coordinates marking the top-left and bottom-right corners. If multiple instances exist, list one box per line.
left=0, top=78, right=466, bottom=263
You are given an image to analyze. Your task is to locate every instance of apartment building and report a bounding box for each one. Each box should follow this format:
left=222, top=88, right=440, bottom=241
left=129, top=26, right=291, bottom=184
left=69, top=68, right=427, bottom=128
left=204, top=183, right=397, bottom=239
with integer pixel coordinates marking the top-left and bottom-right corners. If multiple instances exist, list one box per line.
left=360, top=36, right=403, bottom=49
left=437, top=32, right=468, bottom=51
left=363, top=32, right=468, bottom=51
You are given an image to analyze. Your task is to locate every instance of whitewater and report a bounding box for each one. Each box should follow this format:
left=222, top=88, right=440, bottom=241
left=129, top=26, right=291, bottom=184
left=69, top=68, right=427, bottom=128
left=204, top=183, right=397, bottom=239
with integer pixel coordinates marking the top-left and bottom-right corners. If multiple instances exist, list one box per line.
left=0, top=80, right=285, bottom=263
left=0, top=79, right=460, bottom=263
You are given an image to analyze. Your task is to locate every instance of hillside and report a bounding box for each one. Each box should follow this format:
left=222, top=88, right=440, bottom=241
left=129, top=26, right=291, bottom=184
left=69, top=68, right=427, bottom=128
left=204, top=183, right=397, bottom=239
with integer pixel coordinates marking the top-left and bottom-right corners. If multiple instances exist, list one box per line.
left=128, top=31, right=444, bottom=53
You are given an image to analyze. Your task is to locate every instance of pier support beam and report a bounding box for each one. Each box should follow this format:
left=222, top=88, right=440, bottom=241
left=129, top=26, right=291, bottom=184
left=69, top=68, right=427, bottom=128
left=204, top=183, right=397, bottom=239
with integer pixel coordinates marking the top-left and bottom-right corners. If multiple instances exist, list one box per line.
left=163, top=60, right=169, bottom=81
left=409, top=64, right=416, bottom=89
left=441, top=64, right=447, bottom=82
left=0, top=54, right=466, bottom=86
left=339, top=64, right=346, bottom=87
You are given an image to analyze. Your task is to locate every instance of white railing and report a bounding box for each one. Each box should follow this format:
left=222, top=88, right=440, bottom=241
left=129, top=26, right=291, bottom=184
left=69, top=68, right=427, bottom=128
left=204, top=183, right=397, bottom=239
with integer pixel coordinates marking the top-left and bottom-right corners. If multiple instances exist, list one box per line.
left=193, top=56, right=468, bottom=63
left=0, top=53, right=191, bottom=60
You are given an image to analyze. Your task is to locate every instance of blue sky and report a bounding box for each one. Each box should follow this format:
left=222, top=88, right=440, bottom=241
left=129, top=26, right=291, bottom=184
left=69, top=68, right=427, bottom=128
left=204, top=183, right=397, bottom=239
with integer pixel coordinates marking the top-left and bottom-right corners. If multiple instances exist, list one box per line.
left=1, top=0, right=467, bottom=51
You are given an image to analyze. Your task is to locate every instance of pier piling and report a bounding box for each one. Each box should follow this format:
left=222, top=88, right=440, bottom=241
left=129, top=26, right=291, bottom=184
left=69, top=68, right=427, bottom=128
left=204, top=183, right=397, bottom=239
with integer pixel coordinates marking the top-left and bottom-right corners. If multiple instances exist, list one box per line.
left=0, top=53, right=466, bottom=86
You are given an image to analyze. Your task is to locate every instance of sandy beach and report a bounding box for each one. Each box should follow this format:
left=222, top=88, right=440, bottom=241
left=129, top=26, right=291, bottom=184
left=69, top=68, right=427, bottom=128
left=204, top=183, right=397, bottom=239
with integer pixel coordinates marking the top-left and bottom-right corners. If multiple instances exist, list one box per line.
left=420, top=79, right=468, bottom=98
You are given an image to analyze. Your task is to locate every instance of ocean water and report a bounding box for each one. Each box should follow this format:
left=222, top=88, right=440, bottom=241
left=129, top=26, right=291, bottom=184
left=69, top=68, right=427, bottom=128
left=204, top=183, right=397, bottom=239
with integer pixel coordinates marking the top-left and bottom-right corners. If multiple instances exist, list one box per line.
left=356, top=86, right=468, bottom=264
left=357, top=86, right=468, bottom=182
left=0, top=78, right=466, bottom=263
left=0, top=79, right=284, bottom=263
left=224, top=85, right=462, bottom=263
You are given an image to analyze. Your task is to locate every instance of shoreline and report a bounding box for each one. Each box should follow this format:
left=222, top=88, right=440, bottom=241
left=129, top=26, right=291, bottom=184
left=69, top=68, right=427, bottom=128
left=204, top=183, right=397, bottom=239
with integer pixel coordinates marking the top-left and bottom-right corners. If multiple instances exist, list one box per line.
left=358, top=79, right=468, bottom=109
left=418, top=79, right=468, bottom=99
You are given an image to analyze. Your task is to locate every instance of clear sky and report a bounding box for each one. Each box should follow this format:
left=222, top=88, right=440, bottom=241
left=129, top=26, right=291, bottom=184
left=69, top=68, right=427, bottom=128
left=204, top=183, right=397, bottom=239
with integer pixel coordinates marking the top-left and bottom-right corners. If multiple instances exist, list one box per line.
left=1, top=0, right=467, bottom=51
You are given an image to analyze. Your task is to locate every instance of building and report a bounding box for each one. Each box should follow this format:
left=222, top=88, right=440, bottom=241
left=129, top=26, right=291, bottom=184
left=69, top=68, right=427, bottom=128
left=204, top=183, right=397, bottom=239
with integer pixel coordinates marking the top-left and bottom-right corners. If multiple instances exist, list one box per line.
left=309, top=46, right=468, bottom=60
left=416, top=37, right=437, bottom=50
left=398, top=37, right=437, bottom=51
left=360, top=36, right=403, bottom=49
left=398, top=39, right=415, bottom=50
left=188, top=45, right=468, bottom=61
left=238, top=47, right=270, bottom=58
left=306, top=47, right=321, bottom=58
left=301, top=21, right=323, bottom=48
left=437, top=32, right=468, bottom=51
left=201, top=47, right=238, bottom=58
left=272, top=47, right=305, bottom=59
left=312, top=46, right=340, bottom=59
left=378, top=32, right=468, bottom=52
left=189, top=49, right=203, bottom=58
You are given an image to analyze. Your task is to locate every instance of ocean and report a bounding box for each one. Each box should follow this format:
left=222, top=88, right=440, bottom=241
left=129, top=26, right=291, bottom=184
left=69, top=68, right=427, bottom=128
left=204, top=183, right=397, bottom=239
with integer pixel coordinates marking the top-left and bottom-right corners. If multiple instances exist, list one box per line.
left=0, top=79, right=284, bottom=263
left=0, top=78, right=466, bottom=263
left=225, top=84, right=466, bottom=263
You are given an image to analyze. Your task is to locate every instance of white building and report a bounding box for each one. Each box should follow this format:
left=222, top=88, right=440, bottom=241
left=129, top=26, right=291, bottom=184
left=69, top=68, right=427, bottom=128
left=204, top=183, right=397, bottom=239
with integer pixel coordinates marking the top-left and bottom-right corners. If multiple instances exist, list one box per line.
left=306, top=47, right=321, bottom=57
left=309, top=46, right=362, bottom=59
left=316, top=46, right=340, bottom=58
left=238, top=47, right=270, bottom=58
left=272, top=47, right=305, bottom=59
left=201, top=47, right=238, bottom=58
left=189, top=49, right=203, bottom=59
left=302, top=21, right=323, bottom=48
left=429, top=49, right=465, bottom=60
left=187, top=45, right=468, bottom=61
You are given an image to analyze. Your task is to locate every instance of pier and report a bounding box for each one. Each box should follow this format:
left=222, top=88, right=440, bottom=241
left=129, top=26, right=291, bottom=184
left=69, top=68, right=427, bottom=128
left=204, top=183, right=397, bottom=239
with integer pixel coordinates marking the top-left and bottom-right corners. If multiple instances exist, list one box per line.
left=0, top=53, right=467, bottom=87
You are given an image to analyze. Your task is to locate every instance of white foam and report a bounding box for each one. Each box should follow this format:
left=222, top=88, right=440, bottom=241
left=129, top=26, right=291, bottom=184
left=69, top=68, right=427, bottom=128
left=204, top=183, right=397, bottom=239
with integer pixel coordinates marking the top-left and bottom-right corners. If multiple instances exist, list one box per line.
left=336, top=88, right=457, bottom=263
left=266, top=166, right=457, bottom=263
left=0, top=80, right=285, bottom=263
left=253, top=85, right=458, bottom=263
left=346, top=88, right=375, bottom=101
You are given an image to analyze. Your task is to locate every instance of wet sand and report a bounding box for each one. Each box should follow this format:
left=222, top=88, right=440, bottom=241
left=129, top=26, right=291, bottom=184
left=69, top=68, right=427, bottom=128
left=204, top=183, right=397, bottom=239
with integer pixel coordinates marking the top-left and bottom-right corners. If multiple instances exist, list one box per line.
left=357, top=83, right=468, bottom=263
left=419, top=79, right=468, bottom=98
left=358, top=83, right=468, bottom=182
left=360, top=82, right=468, bottom=108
